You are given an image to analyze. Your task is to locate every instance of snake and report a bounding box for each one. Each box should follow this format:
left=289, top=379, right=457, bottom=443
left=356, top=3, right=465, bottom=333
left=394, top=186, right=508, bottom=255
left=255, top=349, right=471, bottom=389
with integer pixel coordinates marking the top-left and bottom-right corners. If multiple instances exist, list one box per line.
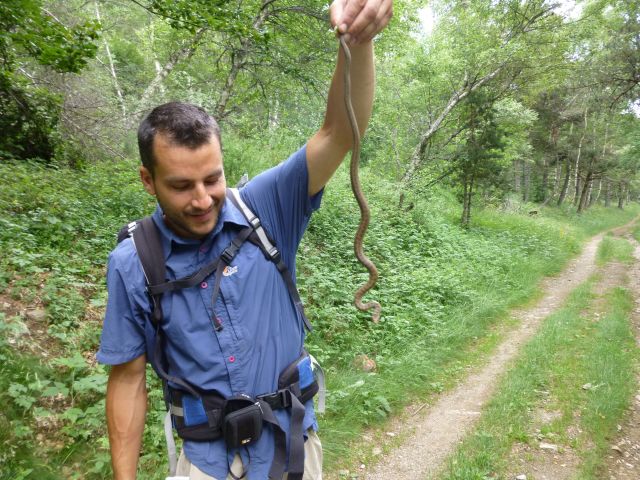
left=339, top=35, right=382, bottom=323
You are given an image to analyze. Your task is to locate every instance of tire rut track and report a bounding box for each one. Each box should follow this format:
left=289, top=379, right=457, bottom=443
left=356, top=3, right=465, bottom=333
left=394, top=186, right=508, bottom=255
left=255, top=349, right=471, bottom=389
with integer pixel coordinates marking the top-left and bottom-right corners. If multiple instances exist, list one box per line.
left=362, top=221, right=634, bottom=480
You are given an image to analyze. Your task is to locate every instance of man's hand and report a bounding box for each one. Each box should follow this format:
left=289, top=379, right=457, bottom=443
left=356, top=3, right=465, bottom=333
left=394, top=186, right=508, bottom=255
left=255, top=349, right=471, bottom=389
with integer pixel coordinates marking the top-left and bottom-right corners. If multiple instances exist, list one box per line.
left=330, top=0, right=393, bottom=45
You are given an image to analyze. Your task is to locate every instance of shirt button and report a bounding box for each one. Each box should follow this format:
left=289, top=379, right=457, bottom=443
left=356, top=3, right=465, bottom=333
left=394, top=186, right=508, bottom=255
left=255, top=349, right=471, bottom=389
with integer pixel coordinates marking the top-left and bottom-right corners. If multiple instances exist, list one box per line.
left=200, top=281, right=208, bottom=289
left=228, top=356, right=236, bottom=363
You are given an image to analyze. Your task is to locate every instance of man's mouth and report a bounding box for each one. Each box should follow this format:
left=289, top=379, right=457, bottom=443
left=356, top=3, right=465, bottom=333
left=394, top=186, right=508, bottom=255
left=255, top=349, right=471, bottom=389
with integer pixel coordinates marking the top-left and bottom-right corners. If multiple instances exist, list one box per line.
left=189, top=208, right=214, bottom=222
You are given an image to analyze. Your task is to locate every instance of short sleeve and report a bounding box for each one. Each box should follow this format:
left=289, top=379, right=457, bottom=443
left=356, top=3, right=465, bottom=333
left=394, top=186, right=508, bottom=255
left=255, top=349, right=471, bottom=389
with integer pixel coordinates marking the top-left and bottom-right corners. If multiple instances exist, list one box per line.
left=240, top=145, right=323, bottom=270
left=96, top=246, right=148, bottom=365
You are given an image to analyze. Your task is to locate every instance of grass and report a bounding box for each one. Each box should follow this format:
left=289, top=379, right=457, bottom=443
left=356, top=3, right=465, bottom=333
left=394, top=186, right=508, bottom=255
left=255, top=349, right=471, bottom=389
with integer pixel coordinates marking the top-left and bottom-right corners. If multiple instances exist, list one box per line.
left=0, top=156, right=638, bottom=478
left=438, top=268, right=638, bottom=479
left=597, top=234, right=634, bottom=265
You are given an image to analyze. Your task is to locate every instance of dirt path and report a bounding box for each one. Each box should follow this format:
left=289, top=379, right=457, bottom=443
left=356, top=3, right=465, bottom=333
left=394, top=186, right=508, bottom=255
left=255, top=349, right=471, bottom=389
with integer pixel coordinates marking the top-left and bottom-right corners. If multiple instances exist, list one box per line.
left=602, top=231, right=640, bottom=480
left=362, top=223, right=636, bottom=480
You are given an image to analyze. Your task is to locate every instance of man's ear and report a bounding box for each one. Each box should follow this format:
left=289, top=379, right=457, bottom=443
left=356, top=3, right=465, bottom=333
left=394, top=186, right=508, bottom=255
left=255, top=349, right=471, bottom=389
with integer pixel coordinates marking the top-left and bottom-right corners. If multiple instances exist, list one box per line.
left=140, top=166, right=156, bottom=196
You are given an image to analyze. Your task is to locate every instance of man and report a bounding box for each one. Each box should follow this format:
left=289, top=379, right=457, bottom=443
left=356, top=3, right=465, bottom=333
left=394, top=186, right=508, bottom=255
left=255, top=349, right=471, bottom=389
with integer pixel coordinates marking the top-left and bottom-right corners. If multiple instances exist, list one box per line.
left=97, top=1, right=392, bottom=478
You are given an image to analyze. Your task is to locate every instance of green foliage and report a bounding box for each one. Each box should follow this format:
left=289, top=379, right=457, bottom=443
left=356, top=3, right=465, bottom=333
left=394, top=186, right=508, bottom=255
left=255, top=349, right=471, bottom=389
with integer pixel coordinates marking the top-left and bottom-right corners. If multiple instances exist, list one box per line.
left=1, top=0, right=640, bottom=475
left=597, top=235, right=634, bottom=265
left=0, top=150, right=636, bottom=476
left=143, top=0, right=252, bottom=34
left=0, top=72, right=63, bottom=161
left=0, top=0, right=99, bottom=163
left=0, top=0, right=99, bottom=74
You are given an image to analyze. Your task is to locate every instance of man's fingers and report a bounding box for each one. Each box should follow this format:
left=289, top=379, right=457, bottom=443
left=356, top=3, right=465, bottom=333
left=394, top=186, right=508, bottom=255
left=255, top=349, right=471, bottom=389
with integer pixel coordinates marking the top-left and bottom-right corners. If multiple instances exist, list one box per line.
left=335, top=0, right=367, bottom=33
left=331, top=0, right=393, bottom=43
left=330, top=0, right=348, bottom=33
left=353, top=1, right=392, bottom=43
left=347, top=0, right=382, bottom=38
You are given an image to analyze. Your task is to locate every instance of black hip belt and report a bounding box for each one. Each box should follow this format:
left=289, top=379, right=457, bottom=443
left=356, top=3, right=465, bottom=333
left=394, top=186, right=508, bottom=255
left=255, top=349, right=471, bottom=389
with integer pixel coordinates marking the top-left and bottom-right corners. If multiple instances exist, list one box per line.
left=166, top=351, right=321, bottom=480
left=168, top=380, right=319, bottom=444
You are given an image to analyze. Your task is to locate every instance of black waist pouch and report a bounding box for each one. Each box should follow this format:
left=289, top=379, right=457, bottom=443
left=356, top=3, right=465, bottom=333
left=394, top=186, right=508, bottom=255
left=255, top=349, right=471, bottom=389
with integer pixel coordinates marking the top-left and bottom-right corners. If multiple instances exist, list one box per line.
left=223, top=395, right=263, bottom=448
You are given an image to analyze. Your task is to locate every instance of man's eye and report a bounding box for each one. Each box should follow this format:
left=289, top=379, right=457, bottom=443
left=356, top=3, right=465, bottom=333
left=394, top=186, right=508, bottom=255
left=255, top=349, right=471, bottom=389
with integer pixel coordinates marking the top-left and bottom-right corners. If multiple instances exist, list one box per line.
left=205, top=178, right=219, bottom=185
left=172, top=184, right=190, bottom=191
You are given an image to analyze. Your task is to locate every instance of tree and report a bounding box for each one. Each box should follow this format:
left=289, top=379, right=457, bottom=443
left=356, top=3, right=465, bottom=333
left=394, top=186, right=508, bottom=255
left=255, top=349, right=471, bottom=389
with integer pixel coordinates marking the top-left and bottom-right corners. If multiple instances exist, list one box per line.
left=399, top=0, right=564, bottom=187
left=0, top=0, right=99, bottom=161
left=454, top=91, right=505, bottom=227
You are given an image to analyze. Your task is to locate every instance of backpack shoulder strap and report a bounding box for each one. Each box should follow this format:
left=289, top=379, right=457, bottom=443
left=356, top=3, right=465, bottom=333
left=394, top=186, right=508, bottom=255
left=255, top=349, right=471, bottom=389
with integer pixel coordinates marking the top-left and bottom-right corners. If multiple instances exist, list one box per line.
left=117, top=221, right=138, bottom=244
left=122, top=216, right=202, bottom=397
left=227, top=187, right=279, bottom=259
left=121, top=216, right=166, bottom=328
left=226, top=187, right=312, bottom=332
left=130, top=216, right=166, bottom=289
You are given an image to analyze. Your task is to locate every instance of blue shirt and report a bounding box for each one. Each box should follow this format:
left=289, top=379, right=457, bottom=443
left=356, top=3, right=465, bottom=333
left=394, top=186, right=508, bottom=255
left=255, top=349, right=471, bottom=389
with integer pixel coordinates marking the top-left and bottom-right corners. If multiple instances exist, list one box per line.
left=97, top=146, right=323, bottom=478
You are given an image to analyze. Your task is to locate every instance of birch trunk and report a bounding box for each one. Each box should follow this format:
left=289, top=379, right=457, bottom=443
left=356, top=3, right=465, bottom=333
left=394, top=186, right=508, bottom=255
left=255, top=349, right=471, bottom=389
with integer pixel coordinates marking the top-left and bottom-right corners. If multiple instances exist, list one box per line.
left=572, top=110, right=588, bottom=205
left=94, top=1, right=126, bottom=120
left=401, top=66, right=503, bottom=185
left=136, top=28, right=206, bottom=113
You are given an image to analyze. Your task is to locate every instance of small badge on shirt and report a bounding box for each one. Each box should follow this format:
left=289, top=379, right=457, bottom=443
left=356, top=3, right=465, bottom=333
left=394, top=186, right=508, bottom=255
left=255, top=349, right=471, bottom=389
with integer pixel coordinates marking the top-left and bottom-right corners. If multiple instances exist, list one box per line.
left=223, top=265, right=238, bottom=277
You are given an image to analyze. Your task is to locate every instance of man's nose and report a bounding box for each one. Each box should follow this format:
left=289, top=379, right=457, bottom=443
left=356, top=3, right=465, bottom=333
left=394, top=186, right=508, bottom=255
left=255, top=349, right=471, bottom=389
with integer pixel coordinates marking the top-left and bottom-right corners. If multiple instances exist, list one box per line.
left=192, top=183, right=213, bottom=210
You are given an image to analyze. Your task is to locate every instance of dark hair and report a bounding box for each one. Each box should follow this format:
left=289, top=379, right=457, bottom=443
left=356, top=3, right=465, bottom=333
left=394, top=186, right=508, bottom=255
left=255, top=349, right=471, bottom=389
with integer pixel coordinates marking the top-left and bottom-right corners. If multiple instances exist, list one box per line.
left=138, top=101, right=221, bottom=174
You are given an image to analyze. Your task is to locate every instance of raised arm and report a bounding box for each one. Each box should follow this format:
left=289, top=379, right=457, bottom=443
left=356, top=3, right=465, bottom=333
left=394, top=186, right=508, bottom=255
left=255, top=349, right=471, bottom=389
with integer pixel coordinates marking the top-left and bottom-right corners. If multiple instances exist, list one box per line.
left=306, top=0, right=392, bottom=196
left=106, top=354, right=147, bottom=480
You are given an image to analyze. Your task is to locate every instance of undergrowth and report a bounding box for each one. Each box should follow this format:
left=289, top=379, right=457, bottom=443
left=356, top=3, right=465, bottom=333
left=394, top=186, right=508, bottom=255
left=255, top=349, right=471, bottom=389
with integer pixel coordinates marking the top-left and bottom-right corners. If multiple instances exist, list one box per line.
left=0, top=156, right=637, bottom=478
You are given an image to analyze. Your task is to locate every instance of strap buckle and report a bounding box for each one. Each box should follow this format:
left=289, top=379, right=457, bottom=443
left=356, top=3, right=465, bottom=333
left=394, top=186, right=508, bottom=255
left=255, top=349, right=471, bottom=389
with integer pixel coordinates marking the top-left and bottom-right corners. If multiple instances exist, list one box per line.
left=258, top=388, right=291, bottom=410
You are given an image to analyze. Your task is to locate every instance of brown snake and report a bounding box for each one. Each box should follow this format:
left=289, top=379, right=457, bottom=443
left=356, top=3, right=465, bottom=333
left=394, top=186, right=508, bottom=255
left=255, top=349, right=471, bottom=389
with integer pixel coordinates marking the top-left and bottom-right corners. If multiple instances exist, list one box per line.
left=339, top=35, right=381, bottom=323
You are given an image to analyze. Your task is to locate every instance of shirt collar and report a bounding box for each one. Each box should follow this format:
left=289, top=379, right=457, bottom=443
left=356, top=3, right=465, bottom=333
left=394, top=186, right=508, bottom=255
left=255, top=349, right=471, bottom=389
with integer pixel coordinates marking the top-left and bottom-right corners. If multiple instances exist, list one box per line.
left=150, top=194, right=249, bottom=259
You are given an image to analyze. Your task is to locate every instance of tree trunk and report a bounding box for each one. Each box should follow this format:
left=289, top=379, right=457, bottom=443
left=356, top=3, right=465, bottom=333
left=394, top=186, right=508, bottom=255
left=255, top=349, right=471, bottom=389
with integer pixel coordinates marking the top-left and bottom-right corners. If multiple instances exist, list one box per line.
left=215, top=0, right=274, bottom=120
left=572, top=110, right=588, bottom=205
left=557, top=155, right=571, bottom=206
left=553, top=154, right=561, bottom=197
left=541, top=155, right=549, bottom=203
left=136, top=28, right=206, bottom=114
left=618, top=182, right=626, bottom=209
left=94, top=1, right=126, bottom=120
left=401, top=66, right=504, bottom=185
left=461, top=172, right=475, bottom=228
left=577, top=171, right=592, bottom=213
left=589, top=178, right=602, bottom=206
left=513, top=158, right=521, bottom=193
left=461, top=177, right=471, bottom=227
left=523, top=161, right=530, bottom=203
left=604, top=180, right=611, bottom=207
left=585, top=180, right=594, bottom=208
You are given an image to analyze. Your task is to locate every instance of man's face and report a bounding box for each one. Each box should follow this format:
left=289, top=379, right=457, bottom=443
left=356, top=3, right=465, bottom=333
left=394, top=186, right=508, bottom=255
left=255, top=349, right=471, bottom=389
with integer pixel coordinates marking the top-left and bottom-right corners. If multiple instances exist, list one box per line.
left=140, top=133, right=226, bottom=240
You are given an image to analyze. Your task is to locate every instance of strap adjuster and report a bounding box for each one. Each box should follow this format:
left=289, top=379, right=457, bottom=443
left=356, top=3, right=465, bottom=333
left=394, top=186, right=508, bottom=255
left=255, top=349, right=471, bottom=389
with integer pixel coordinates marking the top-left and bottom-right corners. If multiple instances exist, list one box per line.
left=221, top=246, right=236, bottom=264
left=258, top=388, right=291, bottom=410
left=269, top=247, right=280, bottom=262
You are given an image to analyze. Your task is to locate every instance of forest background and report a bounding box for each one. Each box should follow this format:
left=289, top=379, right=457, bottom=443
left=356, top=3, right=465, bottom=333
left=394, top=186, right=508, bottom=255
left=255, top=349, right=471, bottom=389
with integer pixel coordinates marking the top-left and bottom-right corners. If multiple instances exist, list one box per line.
left=1, top=0, right=640, bottom=478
